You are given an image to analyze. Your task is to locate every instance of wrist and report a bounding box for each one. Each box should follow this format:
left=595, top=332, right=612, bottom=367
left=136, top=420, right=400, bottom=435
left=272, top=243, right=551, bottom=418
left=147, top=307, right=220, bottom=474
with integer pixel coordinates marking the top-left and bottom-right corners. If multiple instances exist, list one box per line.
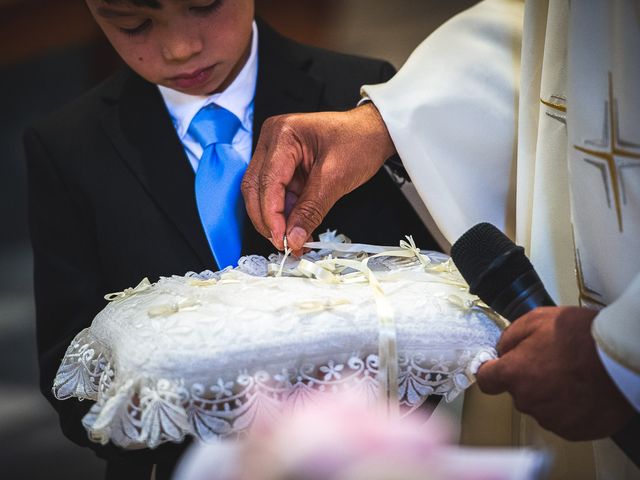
left=352, top=102, right=397, bottom=162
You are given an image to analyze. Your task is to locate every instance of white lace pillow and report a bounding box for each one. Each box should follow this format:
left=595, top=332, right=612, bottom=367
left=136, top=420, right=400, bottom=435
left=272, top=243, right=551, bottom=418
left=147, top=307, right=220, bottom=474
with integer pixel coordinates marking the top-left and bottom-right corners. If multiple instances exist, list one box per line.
left=53, top=234, right=505, bottom=449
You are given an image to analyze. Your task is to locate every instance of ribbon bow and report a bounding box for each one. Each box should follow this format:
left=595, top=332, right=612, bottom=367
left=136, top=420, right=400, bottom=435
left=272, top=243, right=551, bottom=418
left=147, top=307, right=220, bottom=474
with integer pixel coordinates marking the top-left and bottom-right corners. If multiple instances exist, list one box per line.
left=399, top=235, right=432, bottom=268
left=104, top=278, right=152, bottom=302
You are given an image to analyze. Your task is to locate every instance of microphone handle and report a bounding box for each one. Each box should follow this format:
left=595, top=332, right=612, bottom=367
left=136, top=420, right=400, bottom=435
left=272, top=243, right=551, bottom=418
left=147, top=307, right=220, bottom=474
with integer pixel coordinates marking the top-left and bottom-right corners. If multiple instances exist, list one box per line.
left=490, top=270, right=556, bottom=322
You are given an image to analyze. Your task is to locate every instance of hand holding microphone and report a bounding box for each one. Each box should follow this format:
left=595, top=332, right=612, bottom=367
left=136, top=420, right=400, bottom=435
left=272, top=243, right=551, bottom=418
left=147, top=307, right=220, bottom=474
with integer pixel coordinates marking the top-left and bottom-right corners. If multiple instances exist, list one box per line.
left=451, top=223, right=636, bottom=445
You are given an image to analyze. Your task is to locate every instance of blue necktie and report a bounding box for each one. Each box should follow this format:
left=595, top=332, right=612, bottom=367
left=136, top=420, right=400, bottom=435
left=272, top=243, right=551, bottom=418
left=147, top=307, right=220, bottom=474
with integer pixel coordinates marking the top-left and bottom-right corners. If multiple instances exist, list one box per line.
left=189, top=104, right=246, bottom=269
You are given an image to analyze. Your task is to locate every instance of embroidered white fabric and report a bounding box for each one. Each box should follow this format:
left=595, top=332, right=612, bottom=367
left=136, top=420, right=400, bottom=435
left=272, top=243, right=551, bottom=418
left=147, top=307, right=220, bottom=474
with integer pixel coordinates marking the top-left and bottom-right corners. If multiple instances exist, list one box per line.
left=53, top=237, right=505, bottom=449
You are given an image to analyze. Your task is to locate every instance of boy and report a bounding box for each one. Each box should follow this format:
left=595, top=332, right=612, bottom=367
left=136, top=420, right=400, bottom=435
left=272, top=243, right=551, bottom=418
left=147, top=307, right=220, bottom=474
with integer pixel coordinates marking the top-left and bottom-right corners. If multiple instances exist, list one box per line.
left=25, top=1, right=438, bottom=479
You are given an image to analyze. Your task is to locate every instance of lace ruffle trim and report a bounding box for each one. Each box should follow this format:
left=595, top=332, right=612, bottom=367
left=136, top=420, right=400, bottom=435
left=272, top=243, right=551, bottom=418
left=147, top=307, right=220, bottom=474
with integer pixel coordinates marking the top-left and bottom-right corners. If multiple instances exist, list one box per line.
left=53, top=328, right=496, bottom=449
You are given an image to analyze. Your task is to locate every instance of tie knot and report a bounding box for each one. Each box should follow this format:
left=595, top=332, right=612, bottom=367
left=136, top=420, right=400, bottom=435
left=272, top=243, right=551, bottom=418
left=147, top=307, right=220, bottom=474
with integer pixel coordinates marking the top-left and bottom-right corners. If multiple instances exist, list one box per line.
left=188, top=104, right=241, bottom=148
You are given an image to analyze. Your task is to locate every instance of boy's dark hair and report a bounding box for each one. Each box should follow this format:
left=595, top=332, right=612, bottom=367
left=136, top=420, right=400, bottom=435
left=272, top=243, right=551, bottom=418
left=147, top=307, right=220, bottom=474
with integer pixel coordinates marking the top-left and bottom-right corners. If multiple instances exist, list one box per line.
left=103, top=0, right=162, bottom=8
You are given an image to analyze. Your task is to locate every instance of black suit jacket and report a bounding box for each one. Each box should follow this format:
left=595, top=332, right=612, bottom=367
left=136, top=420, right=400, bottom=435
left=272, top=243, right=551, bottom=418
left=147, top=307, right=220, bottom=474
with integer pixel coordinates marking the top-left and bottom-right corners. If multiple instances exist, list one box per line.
left=25, top=21, right=438, bottom=479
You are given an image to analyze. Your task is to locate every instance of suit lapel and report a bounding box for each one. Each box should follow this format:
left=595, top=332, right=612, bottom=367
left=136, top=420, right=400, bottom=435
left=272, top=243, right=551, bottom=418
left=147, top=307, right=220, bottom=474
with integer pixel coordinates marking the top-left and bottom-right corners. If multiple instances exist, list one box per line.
left=242, top=21, right=326, bottom=257
left=252, top=21, right=325, bottom=150
left=100, top=70, right=216, bottom=269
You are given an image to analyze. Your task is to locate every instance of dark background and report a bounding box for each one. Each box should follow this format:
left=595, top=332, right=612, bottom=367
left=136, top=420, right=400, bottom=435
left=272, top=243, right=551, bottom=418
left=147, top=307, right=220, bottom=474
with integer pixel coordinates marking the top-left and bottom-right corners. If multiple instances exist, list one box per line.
left=0, top=1, right=475, bottom=478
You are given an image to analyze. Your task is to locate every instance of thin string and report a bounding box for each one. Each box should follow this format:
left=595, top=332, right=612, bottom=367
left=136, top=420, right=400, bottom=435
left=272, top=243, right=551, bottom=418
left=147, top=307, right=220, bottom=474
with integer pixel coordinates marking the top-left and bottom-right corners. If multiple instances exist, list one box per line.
left=276, top=235, right=293, bottom=278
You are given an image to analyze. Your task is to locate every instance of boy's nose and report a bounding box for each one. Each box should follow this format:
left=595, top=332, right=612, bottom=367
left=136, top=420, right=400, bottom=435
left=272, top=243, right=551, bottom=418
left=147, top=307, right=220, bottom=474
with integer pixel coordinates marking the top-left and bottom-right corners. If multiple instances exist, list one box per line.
left=161, top=32, right=203, bottom=62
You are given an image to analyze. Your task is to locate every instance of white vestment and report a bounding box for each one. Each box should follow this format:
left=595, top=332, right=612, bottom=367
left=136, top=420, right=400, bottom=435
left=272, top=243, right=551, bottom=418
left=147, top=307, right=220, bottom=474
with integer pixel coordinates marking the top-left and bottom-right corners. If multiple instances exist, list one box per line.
left=363, top=0, right=640, bottom=478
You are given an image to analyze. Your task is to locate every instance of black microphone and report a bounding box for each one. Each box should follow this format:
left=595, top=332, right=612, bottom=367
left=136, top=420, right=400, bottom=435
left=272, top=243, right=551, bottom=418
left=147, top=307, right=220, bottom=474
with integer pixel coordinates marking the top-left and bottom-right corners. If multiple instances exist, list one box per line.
left=450, top=222, right=555, bottom=321
left=450, top=222, right=639, bottom=466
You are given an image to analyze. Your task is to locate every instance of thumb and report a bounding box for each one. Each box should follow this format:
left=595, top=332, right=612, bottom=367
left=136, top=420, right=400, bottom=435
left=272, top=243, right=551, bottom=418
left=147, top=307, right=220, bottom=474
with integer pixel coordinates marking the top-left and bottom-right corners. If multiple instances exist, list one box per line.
left=475, top=358, right=509, bottom=395
left=285, top=173, right=341, bottom=251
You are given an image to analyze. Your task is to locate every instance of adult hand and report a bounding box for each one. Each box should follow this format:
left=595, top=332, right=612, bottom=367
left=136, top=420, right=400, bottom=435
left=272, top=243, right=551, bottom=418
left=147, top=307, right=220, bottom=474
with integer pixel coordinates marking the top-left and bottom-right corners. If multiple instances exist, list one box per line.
left=241, top=103, right=396, bottom=253
left=476, top=306, right=635, bottom=441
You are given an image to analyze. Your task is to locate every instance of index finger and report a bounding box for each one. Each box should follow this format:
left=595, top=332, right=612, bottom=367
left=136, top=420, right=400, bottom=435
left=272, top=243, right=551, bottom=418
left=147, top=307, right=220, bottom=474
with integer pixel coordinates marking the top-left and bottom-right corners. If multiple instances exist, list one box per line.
left=257, top=134, right=303, bottom=251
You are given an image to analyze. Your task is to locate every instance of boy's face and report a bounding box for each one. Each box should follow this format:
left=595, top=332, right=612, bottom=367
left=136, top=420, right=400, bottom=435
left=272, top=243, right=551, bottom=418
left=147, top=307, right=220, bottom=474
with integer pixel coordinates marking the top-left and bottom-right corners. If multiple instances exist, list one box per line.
left=86, top=0, right=254, bottom=96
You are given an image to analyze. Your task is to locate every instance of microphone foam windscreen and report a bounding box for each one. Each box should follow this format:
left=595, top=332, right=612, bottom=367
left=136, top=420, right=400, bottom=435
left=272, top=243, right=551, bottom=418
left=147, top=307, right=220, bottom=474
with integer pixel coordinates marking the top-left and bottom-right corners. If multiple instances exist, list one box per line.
left=451, top=223, right=532, bottom=302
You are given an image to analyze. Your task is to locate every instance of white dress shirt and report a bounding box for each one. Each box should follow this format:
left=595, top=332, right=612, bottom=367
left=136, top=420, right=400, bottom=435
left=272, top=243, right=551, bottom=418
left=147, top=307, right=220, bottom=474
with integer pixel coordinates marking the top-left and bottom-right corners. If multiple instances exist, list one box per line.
left=158, top=21, right=258, bottom=171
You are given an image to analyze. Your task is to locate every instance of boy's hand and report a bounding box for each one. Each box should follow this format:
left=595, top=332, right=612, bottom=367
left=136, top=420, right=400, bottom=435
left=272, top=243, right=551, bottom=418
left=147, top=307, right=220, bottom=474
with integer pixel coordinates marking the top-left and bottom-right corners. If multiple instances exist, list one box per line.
left=241, top=103, right=396, bottom=252
left=476, top=306, right=635, bottom=440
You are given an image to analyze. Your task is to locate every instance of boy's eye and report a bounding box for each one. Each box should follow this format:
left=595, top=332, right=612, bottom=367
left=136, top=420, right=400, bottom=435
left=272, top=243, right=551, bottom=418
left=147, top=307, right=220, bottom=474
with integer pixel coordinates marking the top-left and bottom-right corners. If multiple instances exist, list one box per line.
left=119, top=19, right=152, bottom=36
left=190, top=0, right=223, bottom=15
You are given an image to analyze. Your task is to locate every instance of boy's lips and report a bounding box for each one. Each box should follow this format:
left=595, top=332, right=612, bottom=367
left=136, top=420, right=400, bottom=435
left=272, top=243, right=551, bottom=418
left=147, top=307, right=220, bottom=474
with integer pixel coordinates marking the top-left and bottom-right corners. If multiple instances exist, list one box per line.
left=169, top=65, right=216, bottom=90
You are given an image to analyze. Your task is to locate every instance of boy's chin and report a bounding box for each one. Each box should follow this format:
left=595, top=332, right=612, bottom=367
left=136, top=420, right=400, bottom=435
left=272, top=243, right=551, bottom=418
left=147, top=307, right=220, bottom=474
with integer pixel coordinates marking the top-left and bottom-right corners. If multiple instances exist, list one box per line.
left=162, top=83, right=220, bottom=97
left=170, top=85, right=220, bottom=96
left=160, top=69, right=223, bottom=96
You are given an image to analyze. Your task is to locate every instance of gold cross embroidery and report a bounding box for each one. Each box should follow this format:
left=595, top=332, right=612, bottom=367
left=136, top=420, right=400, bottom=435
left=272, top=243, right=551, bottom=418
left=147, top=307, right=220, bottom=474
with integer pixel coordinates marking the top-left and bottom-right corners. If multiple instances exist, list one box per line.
left=540, top=95, right=567, bottom=124
left=574, top=246, right=605, bottom=308
left=573, top=72, right=640, bottom=232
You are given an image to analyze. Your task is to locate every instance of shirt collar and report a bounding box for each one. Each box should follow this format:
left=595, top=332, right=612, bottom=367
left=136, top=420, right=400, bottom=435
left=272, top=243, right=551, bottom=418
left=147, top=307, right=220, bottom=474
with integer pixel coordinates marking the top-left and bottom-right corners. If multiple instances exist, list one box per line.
left=158, top=20, right=258, bottom=139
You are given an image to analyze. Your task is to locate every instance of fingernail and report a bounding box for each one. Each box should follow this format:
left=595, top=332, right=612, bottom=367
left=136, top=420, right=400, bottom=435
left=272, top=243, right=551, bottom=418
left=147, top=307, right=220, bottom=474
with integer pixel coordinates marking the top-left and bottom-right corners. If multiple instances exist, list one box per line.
left=288, top=226, right=307, bottom=249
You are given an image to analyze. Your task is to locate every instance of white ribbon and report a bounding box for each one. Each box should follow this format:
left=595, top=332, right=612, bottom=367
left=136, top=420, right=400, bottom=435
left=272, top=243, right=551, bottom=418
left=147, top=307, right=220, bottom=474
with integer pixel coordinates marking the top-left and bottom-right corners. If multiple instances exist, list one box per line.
left=303, top=241, right=399, bottom=254
left=147, top=298, right=200, bottom=318
left=284, top=235, right=439, bottom=417
left=295, top=298, right=351, bottom=314
left=275, top=236, right=293, bottom=277
left=317, top=255, right=399, bottom=416
left=104, top=278, right=152, bottom=302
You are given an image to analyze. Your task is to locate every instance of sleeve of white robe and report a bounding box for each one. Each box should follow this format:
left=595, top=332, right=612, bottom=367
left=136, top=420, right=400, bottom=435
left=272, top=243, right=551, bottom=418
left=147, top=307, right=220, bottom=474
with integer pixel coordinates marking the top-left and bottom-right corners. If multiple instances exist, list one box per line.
left=593, top=273, right=640, bottom=412
left=362, top=0, right=524, bottom=245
